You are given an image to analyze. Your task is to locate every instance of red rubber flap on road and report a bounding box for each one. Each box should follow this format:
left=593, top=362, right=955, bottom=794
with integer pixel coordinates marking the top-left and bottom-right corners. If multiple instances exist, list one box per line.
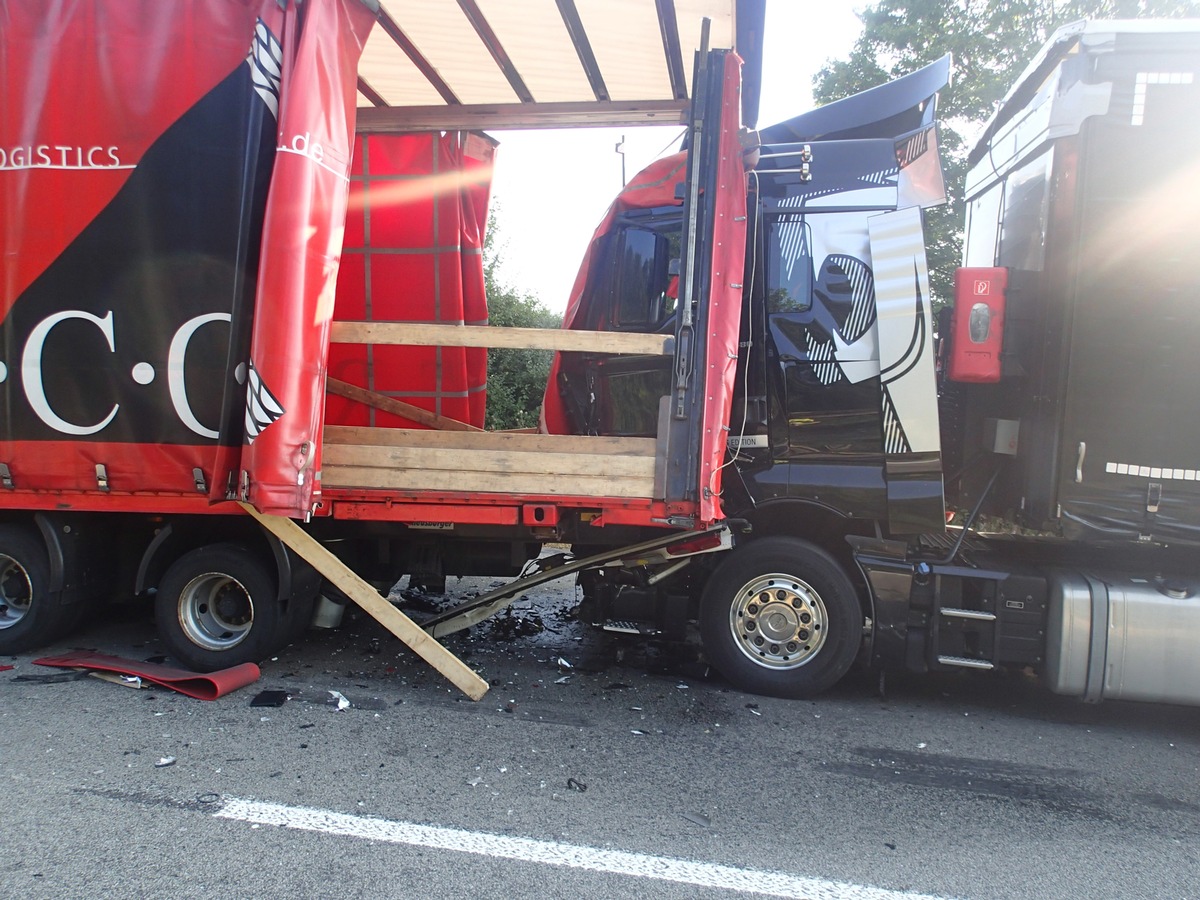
left=33, top=653, right=260, bottom=701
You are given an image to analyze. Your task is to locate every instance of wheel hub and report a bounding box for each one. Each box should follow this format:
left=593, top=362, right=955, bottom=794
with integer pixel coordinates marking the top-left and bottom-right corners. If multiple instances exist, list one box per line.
left=0, top=554, right=33, bottom=630
left=730, top=574, right=827, bottom=669
left=178, top=572, right=254, bottom=651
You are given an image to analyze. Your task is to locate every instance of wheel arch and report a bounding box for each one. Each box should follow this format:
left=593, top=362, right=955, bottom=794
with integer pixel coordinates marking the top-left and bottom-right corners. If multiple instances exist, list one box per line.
left=135, top=516, right=313, bottom=607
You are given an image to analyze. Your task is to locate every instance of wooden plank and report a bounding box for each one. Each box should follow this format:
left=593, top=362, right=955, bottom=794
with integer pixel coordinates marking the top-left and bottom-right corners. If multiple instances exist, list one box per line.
left=238, top=503, right=488, bottom=701
left=323, top=424, right=656, bottom=456
left=330, top=321, right=673, bottom=356
left=323, top=443, right=655, bottom=479
left=322, top=465, right=655, bottom=498
left=327, top=378, right=482, bottom=432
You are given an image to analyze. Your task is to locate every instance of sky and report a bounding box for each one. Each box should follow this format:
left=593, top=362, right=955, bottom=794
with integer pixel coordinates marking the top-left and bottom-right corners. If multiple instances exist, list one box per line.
left=486, top=2, right=865, bottom=313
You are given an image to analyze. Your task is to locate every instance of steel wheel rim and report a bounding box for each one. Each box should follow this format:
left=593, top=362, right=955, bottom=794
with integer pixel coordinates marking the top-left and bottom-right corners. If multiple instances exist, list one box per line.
left=0, top=553, right=33, bottom=630
left=728, top=572, right=828, bottom=669
left=177, top=571, right=254, bottom=651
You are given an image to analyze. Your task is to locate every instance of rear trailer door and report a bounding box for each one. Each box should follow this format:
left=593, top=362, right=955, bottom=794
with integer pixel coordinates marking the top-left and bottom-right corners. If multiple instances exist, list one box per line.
left=1057, top=37, right=1200, bottom=544
left=666, top=49, right=748, bottom=525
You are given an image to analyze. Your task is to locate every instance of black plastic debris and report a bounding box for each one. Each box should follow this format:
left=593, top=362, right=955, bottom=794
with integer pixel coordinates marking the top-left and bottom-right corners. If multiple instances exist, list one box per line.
left=567, top=777, right=587, bottom=793
left=251, top=690, right=289, bottom=708
left=488, top=609, right=545, bottom=640
left=11, top=670, right=90, bottom=684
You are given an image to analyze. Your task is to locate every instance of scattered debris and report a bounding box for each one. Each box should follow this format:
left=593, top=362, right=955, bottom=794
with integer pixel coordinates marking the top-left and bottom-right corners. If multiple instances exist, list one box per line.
left=196, top=793, right=220, bottom=804
left=675, top=682, right=689, bottom=690
left=0, top=664, right=13, bottom=672
left=155, top=756, right=177, bottom=768
left=554, top=675, right=571, bottom=685
left=489, top=609, right=545, bottom=639
left=681, top=812, right=711, bottom=828
left=251, top=690, right=290, bottom=708
left=328, top=690, right=351, bottom=711
left=631, top=729, right=647, bottom=735
left=917, top=742, right=928, bottom=749
left=566, top=777, right=587, bottom=793
left=12, top=670, right=90, bottom=684
left=366, top=638, right=382, bottom=654
left=555, top=657, right=573, bottom=670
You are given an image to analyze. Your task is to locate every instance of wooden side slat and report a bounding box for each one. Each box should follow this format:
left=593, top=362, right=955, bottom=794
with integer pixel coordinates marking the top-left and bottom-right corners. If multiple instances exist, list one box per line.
left=323, top=443, right=655, bottom=479
left=322, top=465, right=655, bottom=498
left=330, top=321, right=672, bottom=356
left=326, top=378, right=482, bottom=432
left=323, top=424, right=656, bottom=456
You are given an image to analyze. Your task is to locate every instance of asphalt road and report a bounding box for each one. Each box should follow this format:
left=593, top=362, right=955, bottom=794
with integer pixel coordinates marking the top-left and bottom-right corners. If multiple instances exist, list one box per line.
left=3, top=579, right=1199, bottom=899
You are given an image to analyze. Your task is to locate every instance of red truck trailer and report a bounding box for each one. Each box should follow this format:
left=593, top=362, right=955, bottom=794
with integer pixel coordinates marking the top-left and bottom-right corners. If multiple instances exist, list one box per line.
left=0, top=0, right=762, bottom=695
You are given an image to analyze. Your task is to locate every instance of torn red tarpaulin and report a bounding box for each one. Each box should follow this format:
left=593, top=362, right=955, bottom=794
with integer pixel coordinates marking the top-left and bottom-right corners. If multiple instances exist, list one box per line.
left=0, top=664, right=13, bottom=671
left=33, top=653, right=259, bottom=700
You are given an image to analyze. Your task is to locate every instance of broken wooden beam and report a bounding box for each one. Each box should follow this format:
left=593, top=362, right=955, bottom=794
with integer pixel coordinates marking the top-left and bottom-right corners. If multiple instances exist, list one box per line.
left=239, top=503, right=488, bottom=701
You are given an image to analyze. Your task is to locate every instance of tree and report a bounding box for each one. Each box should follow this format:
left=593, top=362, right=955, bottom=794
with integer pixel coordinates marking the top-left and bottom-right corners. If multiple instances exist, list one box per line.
left=814, top=0, right=1200, bottom=306
left=483, top=208, right=563, bottom=430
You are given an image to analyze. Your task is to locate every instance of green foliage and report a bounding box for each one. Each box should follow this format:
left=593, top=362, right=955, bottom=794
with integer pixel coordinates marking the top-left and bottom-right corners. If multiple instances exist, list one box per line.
left=814, top=0, right=1200, bottom=307
left=483, top=209, right=563, bottom=431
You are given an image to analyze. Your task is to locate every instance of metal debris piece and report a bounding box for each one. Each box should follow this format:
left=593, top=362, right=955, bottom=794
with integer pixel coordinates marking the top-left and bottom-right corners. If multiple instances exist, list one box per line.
left=251, top=690, right=289, bottom=708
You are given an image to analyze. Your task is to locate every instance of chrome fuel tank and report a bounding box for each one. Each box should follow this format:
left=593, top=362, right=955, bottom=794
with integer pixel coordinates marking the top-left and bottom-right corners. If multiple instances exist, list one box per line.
left=1046, top=571, right=1200, bottom=706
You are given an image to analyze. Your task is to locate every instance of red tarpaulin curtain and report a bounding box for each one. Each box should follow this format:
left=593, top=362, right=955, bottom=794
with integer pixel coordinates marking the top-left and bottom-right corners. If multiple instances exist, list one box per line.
left=0, top=0, right=283, bottom=496
left=240, top=0, right=376, bottom=517
left=327, top=132, right=494, bottom=431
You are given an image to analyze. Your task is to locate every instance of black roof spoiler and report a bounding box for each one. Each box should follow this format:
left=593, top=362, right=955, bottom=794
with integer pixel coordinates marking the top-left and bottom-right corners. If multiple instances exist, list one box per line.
left=758, top=54, right=951, bottom=144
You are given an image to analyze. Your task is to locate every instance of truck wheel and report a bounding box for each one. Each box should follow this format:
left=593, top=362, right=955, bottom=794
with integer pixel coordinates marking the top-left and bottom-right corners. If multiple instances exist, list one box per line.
left=0, top=525, right=74, bottom=654
left=700, top=537, right=862, bottom=699
left=155, top=544, right=280, bottom=672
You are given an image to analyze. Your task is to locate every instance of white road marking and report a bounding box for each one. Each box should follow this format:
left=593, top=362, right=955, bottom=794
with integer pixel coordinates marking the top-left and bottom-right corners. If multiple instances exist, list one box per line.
left=216, top=797, right=951, bottom=900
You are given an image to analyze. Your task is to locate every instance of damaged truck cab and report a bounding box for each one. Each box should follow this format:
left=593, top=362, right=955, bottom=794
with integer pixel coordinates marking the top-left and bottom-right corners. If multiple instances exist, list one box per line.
left=551, top=55, right=953, bottom=697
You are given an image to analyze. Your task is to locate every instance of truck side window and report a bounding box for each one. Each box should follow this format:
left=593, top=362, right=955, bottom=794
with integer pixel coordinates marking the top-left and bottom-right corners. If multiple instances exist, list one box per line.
left=613, top=226, right=674, bottom=330
left=767, top=215, right=812, bottom=312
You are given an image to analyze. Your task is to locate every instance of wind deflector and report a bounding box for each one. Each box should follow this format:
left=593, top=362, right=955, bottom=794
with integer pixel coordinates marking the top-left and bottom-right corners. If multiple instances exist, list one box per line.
left=759, top=54, right=951, bottom=144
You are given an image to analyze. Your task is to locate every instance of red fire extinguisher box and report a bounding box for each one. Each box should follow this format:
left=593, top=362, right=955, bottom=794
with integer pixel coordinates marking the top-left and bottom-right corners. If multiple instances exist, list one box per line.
left=948, top=267, right=1008, bottom=382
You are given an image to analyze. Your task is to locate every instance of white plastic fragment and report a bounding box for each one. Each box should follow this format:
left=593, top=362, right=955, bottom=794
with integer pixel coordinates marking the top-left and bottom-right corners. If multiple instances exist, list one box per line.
left=329, top=690, right=351, bottom=711
left=155, top=756, right=176, bottom=768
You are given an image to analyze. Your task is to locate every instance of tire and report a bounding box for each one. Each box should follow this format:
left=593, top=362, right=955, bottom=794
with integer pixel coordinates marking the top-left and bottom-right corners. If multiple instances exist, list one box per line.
left=0, top=525, right=77, bottom=654
left=155, top=544, right=281, bottom=672
left=699, top=537, right=862, bottom=699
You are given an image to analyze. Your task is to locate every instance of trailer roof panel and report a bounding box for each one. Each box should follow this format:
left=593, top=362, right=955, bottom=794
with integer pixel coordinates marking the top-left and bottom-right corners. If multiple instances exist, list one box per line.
left=355, top=0, right=764, bottom=131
